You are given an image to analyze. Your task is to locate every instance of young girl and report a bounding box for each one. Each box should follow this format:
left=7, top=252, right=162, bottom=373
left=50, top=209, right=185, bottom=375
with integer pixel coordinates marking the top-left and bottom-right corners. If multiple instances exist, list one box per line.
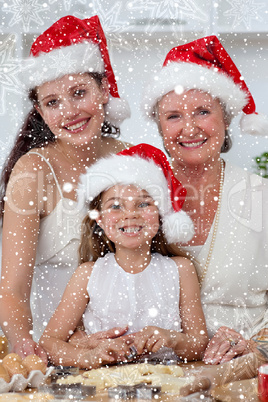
left=40, top=143, right=208, bottom=369
left=0, top=15, right=131, bottom=362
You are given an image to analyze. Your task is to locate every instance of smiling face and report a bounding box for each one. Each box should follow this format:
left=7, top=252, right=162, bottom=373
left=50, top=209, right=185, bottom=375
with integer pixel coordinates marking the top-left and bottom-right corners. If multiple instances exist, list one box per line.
left=157, top=89, right=227, bottom=168
left=96, top=184, right=160, bottom=252
left=35, top=73, right=109, bottom=146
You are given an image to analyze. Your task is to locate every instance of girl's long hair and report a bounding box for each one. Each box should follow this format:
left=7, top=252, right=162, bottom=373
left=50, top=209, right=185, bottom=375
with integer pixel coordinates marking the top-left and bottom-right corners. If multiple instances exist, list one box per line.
left=0, top=72, right=120, bottom=222
left=79, top=194, right=187, bottom=264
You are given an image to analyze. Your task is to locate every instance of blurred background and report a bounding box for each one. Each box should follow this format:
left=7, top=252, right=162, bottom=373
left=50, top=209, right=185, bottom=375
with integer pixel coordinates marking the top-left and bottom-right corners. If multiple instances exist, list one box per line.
left=0, top=0, right=267, bottom=171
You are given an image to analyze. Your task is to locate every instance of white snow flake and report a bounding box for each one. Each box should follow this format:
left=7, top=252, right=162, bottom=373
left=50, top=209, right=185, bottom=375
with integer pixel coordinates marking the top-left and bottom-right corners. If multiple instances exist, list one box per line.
left=0, top=35, right=23, bottom=115
left=2, top=0, right=48, bottom=32
left=224, top=0, right=265, bottom=29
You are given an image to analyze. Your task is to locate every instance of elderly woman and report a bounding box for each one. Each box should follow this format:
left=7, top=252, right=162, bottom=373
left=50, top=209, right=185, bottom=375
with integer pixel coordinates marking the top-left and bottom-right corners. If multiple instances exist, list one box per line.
left=141, top=35, right=268, bottom=364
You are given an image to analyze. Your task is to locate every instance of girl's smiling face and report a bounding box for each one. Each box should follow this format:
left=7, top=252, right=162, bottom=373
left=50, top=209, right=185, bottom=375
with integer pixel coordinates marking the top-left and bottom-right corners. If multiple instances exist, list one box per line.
left=157, top=89, right=227, bottom=167
left=97, top=184, right=160, bottom=251
left=35, top=73, right=109, bottom=146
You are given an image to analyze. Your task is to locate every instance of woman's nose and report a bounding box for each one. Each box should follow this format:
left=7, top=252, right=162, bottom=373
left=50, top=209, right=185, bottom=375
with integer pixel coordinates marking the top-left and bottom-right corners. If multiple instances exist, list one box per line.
left=182, top=115, right=198, bottom=136
left=60, top=98, right=79, bottom=116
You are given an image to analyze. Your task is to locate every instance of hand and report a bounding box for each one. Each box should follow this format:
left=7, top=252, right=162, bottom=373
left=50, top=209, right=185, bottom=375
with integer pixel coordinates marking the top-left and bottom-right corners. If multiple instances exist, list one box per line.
left=203, top=326, right=255, bottom=365
left=126, top=326, right=176, bottom=355
left=77, top=337, right=130, bottom=369
left=13, top=338, right=48, bottom=365
left=68, top=326, right=128, bottom=349
left=180, top=374, right=211, bottom=397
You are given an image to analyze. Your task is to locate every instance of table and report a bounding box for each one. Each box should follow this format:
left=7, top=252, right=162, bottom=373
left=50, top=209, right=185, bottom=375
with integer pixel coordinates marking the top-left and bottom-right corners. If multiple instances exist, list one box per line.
left=26, top=361, right=263, bottom=401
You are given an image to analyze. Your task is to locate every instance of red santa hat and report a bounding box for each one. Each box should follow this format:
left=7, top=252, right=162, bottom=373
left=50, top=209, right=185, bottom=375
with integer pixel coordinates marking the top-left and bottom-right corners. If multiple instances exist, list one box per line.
left=23, top=15, right=130, bottom=126
left=142, top=35, right=268, bottom=136
left=77, top=143, right=194, bottom=243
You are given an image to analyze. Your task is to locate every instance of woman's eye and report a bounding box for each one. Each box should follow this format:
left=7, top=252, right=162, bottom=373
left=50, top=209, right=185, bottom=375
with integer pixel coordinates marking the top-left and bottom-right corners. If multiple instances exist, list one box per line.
left=167, top=114, right=181, bottom=120
left=74, top=89, right=86, bottom=97
left=46, top=99, right=59, bottom=108
left=199, top=109, right=210, bottom=115
left=139, top=201, right=151, bottom=208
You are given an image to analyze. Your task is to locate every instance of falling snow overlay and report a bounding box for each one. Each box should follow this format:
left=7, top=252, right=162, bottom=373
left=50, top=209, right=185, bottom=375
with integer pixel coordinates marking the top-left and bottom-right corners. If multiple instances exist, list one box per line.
left=76, top=1, right=130, bottom=50
left=48, top=0, right=87, bottom=12
left=224, top=0, right=265, bottom=30
left=2, top=0, right=49, bottom=32
left=0, top=35, right=23, bottom=115
left=127, top=0, right=208, bottom=35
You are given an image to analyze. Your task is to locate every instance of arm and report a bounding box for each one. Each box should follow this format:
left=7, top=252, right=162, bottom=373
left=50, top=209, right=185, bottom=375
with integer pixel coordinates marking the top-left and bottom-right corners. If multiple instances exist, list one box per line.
left=180, top=350, right=267, bottom=396
left=202, top=326, right=261, bottom=365
left=0, top=155, right=47, bottom=361
left=40, top=262, right=129, bottom=369
left=127, top=258, right=208, bottom=361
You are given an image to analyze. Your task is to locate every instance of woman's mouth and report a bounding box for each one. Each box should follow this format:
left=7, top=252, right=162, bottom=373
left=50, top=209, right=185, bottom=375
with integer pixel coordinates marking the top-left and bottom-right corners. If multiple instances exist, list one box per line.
left=64, top=118, right=90, bottom=132
left=180, top=139, right=207, bottom=148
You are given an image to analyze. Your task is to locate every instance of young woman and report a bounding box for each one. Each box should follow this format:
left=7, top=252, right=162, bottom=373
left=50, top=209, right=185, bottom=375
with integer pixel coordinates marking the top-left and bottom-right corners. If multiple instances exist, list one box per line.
left=0, top=15, right=131, bottom=362
left=40, top=143, right=208, bottom=369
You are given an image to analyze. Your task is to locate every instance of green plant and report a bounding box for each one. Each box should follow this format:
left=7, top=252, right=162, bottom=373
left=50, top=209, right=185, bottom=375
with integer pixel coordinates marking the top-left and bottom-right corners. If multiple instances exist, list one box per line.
left=253, top=152, right=268, bottom=178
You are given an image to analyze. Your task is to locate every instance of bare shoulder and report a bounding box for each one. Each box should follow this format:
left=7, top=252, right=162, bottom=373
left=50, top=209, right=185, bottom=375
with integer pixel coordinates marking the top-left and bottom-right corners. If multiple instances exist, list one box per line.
left=73, top=261, right=95, bottom=280
left=11, top=147, right=51, bottom=176
left=101, top=137, right=133, bottom=156
left=170, top=256, right=196, bottom=276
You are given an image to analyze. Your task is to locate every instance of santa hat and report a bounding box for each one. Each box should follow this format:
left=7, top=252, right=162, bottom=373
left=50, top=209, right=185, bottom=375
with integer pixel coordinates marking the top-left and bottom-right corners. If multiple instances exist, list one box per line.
left=77, top=143, right=194, bottom=243
left=142, top=35, right=268, bottom=136
left=23, top=15, right=130, bottom=126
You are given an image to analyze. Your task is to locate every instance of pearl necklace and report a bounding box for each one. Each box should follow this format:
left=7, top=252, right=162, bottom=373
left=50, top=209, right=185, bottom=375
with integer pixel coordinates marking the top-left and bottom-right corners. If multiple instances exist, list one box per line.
left=199, top=159, right=225, bottom=287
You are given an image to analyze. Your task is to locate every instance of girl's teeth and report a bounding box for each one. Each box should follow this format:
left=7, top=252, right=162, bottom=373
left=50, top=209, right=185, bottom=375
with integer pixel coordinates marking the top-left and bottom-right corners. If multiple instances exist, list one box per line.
left=122, top=227, right=140, bottom=233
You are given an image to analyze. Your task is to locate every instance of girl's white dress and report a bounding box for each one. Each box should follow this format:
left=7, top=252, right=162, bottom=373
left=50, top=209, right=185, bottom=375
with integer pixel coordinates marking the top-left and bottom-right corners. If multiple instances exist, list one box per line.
left=83, top=252, right=181, bottom=335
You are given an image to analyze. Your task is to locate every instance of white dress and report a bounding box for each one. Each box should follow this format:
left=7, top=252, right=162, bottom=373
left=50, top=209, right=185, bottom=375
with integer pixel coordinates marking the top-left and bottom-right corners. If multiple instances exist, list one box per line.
left=83, top=253, right=181, bottom=335
left=182, top=161, right=268, bottom=339
left=29, top=152, right=87, bottom=341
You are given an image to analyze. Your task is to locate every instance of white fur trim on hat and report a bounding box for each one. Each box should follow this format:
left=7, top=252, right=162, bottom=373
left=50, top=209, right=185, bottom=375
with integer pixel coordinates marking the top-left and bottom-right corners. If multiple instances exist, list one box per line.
left=142, top=62, right=248, bottom=121
left=77, top=154, right=193, bottom=243
left=21, top=41, right=130, bottom=126
left=23, top=41, right=104, bottom=90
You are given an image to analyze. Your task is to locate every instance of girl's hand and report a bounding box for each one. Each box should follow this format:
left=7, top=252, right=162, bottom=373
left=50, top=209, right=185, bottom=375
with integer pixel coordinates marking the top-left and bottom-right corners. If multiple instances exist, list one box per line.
left=68, top=326, right=128, bottom=349
left=13, top=338, right=48, bottom=364
left=203, top=326, right=255, bottom=365
left=126, top=326, right=177, bottom=355
left=77, top=337, right=130, bottom=369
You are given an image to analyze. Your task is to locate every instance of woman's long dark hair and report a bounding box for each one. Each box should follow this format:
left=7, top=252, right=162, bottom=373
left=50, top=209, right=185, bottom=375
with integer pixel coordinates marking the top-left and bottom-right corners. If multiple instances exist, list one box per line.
left=0, top=72, right=120, bottom=222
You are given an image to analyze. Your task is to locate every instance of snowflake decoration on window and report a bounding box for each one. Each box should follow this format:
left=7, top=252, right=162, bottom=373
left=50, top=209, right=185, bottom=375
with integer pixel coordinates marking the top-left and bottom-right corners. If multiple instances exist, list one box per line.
left=0, top=35, right=23, bottom=115
left=75, top=1, right=130, bottom=50
left=2, top=0, right=49, bottom=32
left=224, top=0, right=265, bottom=29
